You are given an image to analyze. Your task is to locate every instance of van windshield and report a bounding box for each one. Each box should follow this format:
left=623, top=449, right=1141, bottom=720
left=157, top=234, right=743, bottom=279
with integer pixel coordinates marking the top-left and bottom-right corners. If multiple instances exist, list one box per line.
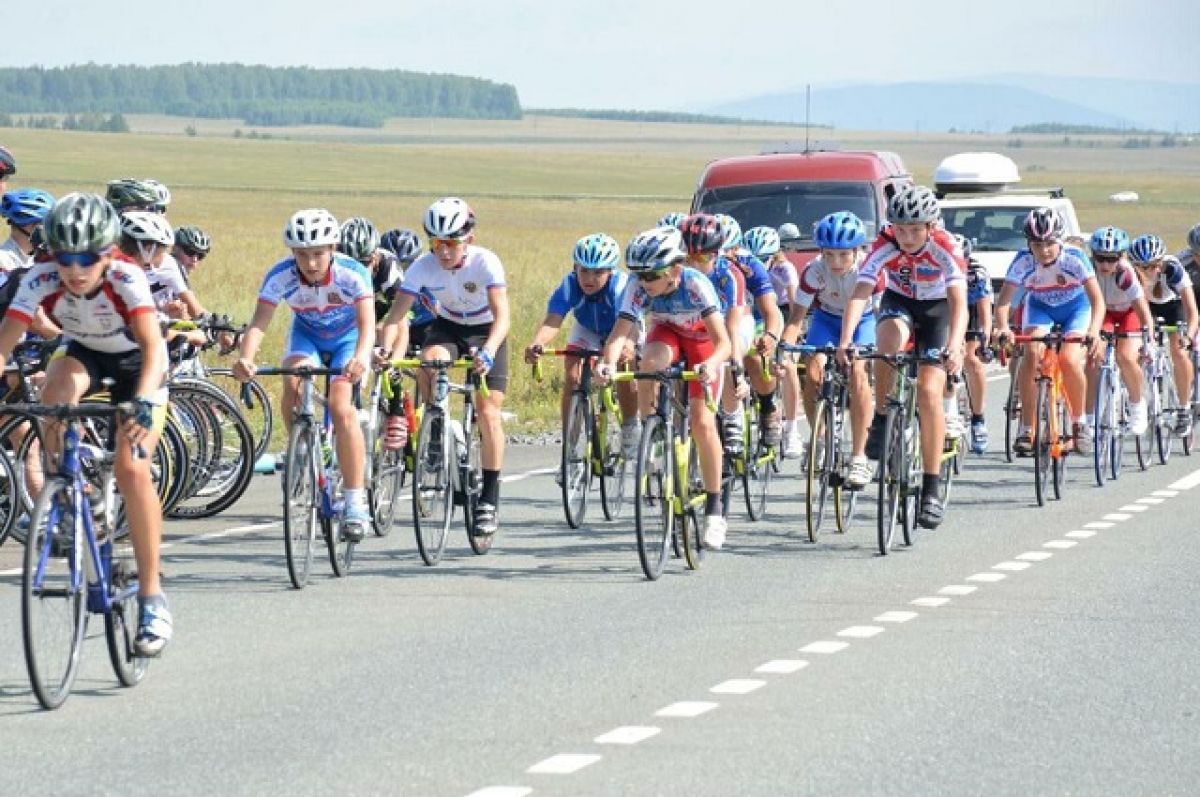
left=694, top=181, right=877, bottom=251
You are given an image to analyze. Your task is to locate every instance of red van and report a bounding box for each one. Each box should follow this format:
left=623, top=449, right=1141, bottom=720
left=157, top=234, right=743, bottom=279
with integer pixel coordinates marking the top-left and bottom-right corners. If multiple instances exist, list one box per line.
left=691, top=146, right=911, bottom=269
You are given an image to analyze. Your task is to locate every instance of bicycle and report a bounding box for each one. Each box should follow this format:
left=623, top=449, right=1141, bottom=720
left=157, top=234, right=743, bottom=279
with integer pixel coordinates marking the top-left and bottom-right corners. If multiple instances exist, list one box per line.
left=253, top=365, right=359, bottom=588
left=396, top=357, right=491, bottom=566
left=10, top=401, right=149, bottom=709
left=1002, top=343, right=1023, bottom=463
left=531, top=347, right=630, bottom=529
left=612, top=365, right=714, bottom=580
left=1145, top=323, right=1190, bottom=462
left=719, top=357, right=776, bottom=522
left=1091, top=329, right=1138, bottom=486
left=367, top=364, right=412, bottom=538
left=1012, top=331, right=1081, bottom=507
left=783, top=342, right=861, bottom=542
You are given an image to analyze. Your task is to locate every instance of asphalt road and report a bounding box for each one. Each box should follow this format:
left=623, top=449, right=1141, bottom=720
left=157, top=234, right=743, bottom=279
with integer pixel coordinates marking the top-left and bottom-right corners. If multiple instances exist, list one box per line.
left=2, top=375, right=1199, bottom=796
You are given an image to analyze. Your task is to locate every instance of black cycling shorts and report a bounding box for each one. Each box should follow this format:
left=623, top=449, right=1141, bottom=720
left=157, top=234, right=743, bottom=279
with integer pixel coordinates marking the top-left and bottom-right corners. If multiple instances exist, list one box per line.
left=878, top=292, right=950, bottom=358
left=407, top=321, right=433, bottom=356
left=62, top=342, right=151, bottom=403
left=424, top=317, right=509, bottom=392
left=1150, top=299, right=1181, bottom=328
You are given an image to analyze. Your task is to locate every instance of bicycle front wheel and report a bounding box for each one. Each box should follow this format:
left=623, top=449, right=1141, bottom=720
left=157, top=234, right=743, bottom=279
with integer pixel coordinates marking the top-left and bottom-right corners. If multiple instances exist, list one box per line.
left=806, top=401, right=833, bottom=542
left=1004, top=358, right=1021, bottom=463
left=743, top=420, right=773, bottom=522
left=1033, top=382, right=1052, bottom=507
left=680, top=439, right=705, bottom=571
left=634, top=416, right=671, bottom=580
left=1156, top=374, right=1175, bottom=464
left=412, top=409, right=452, bottom=566
left=282, top=421, right=319, bottom=589
left=598, top=400, right=629, bottom=521
left=560, top=393, right=591, bottom=529
left=876, top=406, right=905, bottom=556
left=22, top=477, right=86, bottom=710
left=1093, top=369, right=1115, bottom=487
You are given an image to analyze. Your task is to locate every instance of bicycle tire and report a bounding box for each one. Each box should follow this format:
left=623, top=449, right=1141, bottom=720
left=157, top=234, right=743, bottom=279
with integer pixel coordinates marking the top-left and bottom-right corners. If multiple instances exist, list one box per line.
left=1093, top=368, right=1114, bottom=487
left=1156, top=374, right=1175, bottom=464
left=1004, top=355, right=1021, bottom=464
left=743, top=416, right=772, bottom=522
left=104, top=543, right=147, bottom=688
left=806, top=401, right=832, bottom=542
left=166, top=383, right=255, bottom=518
left=282, top=421, right=318, bottom=589
left=464, top=416, right=492, bottom=556
left=634, top=415, right=671, bottom=580
left=1052, top=396, right=1067, bottom=500
left=598, top=399, right=629, bottom=521
left=1033, top=381, right=1052, bottom=506
left=371, top=448, right=405, bottom=538
left=680, top=438, right=705, bottom=571
left=877, top=406, right=904, bottom=556
left=22, top=476, right=86, bottom=710
left=207, top=369, right=274, bottom=462
left=0, top=446, right=20, bottom=546
left=412, top=409, right=452, bottom=566
left=560, top=393, right=591, bottom=529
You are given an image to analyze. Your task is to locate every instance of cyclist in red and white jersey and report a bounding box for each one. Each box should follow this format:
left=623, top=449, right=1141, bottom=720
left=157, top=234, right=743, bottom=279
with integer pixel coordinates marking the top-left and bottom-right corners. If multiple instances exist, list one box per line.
left=836, top=185, right=968, bottom=528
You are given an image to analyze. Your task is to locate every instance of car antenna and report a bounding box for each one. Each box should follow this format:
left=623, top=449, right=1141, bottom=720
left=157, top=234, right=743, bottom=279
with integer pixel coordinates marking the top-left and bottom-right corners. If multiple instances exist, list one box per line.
left=804, top=83, right=811, bottom=153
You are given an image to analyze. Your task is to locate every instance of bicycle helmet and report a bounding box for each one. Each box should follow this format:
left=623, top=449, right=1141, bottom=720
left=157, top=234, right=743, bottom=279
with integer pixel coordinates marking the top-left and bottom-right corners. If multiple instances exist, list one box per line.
left=777, top=222, right=802, bottom=245
left=338, top=216, right=380, bottom=262
left=743, top=226, right=781, bottom=258
left=175, top=225, right=212, bottom=255
left=679, top=213, right=724, bottom=254
left=105, top=178, right=159, bottom=211
left=1129, top=233, right=1167, bottom=264
left=1187, top=223, right=1200, bottom=255
left=1023, top=207, right=1065, bottom=243
left=657, top=212, right=687, bottom=230
left=815, top=211, right=867, bottom=250
left=952, top=233, right=974, bottom=260
left=625, top=226, right=686, bottom=273
left=572, top=233, right=621, bottom=270
left=380, top=228, right=421, bottom=262
left=713, top=213, right=742, bottom=250
left=283, top=208, right=340, bottom=248
left=0, top=145, right=15, bottom=178
left=144, top=179, right=171, bottom=211
left=1089, top=226, right=1130, bottom=255
left=120, top=211, right=175, bottom=246
left=887, top=185, right=940, bottom=224
left=423, top=197, right=475, bottom=238
left=44, top=193, right=120, bottom=254
left=1, top=188, right=55, bottom=228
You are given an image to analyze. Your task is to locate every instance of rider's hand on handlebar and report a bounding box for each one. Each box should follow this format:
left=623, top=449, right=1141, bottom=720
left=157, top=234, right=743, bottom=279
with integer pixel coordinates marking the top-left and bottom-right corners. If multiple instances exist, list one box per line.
left=232, top=358, right=256, bottom=383
left=595, top=362, right=616, bottom=385
left=523, top=343, right=543, bottom=365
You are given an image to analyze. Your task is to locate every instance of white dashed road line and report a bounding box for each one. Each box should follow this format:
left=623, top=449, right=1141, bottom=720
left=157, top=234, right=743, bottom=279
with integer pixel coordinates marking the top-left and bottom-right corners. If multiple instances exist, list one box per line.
left=655, top=701, right=718, bottom=718
left=594, top=726, right=661, bottom=745
left=800, top=640, right=851, bottom=654
left=756, top=659, right=810, bottom=674
left=526, top=754, right=602, bottom=775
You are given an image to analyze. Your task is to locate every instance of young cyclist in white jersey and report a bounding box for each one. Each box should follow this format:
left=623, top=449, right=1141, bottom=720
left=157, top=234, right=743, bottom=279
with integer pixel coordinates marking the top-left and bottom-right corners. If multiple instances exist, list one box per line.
left=234, top=209, right=376, bottom=541
left=525, top=233, right=640, bottom=458
left=0, top=189, right=54, bottom=272
left=784, top=211, right=880, bottom=488
left=0, top=193, right=173, bottom=656
left=595, top=226, right=732, bottom=549
left=836, top=186, right=969, bottom=528
left=378, top=197, right=510, bottom=537
left=172, top=225, right=211, bottom=283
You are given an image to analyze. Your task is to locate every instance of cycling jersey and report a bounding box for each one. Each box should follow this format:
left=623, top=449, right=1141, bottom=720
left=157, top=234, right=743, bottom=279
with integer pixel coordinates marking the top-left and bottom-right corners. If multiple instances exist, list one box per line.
left=6, top=260, right=156, bottom=354
left=1004, top=247, right=1094, bottom=307
left=618, top=266, right=721, bottom=341
left=258, top=253, right=372, bottom=341
left=399, top=246, right=506, bottom=325
left=705, top=256, right=745, bottom=315
left=966, top=257, right=993, bottom=305
left=371, top=249, right=403, bottom=321
left=859, top=227, right=966, bottom=301
left=546, top=269, right=631, bottom=338
left=732, top=250, right=777, bottom=302
left=116, top=252, right=189, bottom=309
left=1145, top=258, right=1192, bottom=305
left=767, top=258, right=799, bottom=306
left=0, top=238, right=30, bottom=272
left=798, top=253, right=883, bottom=316
left=1097, top=263, right=1143, bottom=313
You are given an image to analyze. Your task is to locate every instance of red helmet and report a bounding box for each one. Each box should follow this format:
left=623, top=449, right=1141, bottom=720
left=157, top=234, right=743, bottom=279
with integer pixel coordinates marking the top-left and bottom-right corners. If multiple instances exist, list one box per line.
left=679, top=213, right=723, bottom=254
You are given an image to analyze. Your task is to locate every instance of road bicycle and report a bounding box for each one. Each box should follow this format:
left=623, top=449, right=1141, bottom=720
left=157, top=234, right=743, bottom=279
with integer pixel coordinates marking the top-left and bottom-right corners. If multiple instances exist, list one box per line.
left=1012, top=331, right=1082, bottom=507
left=1091, top=329, right=1138, bottom=486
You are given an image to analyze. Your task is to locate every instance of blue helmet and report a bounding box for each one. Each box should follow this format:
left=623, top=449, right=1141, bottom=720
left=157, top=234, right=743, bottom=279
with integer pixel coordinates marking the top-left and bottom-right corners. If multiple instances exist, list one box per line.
left=1089, top=226, right=1130, bottom=255
left=1129, top=234, right=1167, bottom=264
left=380, top=228, right=421, bottom=262
left=713, top=213, right=742, bottom=250
left=1, top=188, right=55, bottom=227
left=657, top=212, right=687, bottom=230
left=743, top=226, right=781, bottom=258
left=815, top=211, right=867, bottom=250
left=572, top=233, right=621, bottom=270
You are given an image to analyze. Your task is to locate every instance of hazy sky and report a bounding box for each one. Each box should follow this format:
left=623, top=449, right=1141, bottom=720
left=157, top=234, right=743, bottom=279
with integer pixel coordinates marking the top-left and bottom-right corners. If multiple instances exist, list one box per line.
left=8, top=0, right=1198, bottom=109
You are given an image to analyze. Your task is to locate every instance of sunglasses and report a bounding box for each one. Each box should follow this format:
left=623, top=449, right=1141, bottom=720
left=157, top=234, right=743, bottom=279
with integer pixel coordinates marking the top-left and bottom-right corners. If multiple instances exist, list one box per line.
left=1093, top=253, right=1120, bottom=263
left=430, top=237, right=467, bottom=248
left=636, top=270, right=670, bottom=283
left=1135, top=261, right=1161, bottom=269
left=54, top=248, right=110, bottom=268
left=181, top=248, right=207, bottom=261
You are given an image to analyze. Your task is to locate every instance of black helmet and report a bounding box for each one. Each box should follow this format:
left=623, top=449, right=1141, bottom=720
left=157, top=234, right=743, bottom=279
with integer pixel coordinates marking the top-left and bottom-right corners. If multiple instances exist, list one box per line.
left=380, top=228, right=421, bottom=262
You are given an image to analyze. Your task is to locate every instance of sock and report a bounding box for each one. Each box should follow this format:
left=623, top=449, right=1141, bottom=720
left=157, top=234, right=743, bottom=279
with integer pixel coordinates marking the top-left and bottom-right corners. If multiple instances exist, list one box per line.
left=922, top=473, right=940, bottom=496
left=343, top=488, right=365, bottom=508
left=482, top=469, right=500, bottom=506
left=971, top=414, right=985, bottom=424
left=705, top=492, right=721, bottom=516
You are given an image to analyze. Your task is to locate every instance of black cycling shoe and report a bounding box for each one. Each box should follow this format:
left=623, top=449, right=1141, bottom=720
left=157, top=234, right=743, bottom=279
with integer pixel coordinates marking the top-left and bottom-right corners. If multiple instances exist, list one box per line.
left=864, top=415, right=887, bottom=460
left=473, top=502, right=499, bottom=537
left=917, top=494, right=944, bottom=529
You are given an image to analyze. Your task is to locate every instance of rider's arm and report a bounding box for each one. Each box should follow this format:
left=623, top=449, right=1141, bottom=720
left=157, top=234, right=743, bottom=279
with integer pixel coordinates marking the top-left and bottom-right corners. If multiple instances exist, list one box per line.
left=600, top=317, right=634, bottom=370
left=1083, top=277, right=1106, bottom=340
left=30, top=307, right=59, bottom=338
left=128, top=310, right=167, bottom=400
left=527, top=313, right=565, bottom=355
left=483, top=285, right=510, bottom=359
left=701, top=309, right=732, bottom=375
left=352, top=293, right=375, bottom=362
left=378, top=291, right=416, bottom=356
left=1182, top=288, right=1199, bottom=334
left=0, top=315, right=31, bottom=369
left=178, top=288, right=206, bottom=320
left=237, top=301, right=276, bottom=363
left=946, top=283, right=968, bottom=353
left=837, top=283, right=873, bottom=349
left=993, top=282, right=1015, bottom=332
left=1134, top=295, right=1155, bottom=331
left=782, top=302, right=809, bottom=345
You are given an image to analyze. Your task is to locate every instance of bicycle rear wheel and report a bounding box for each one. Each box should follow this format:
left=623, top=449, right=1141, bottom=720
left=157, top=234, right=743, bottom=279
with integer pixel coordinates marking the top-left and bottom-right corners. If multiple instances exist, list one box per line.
left=1033, top=382, right=1052, bottom=507
left=371, top=447, right=405, bottom=538
left=1052, top=397, right=1067, bottom=500
left=634, top=416, right=671, bottom=580
left=680, top=440, right=705, bottom=571
left=104, top=542, right=147, bottom=688
left=464, top=418, right=492, bottom=556
left=22, top=477, right=86, bottom=710
left=560, top=394, right=591, bottom=529
left=0, top=447, right=19, bottom=546
left=806, top=401, right=833, bottom=542
left=412, top=409, right=452, bottom=566
left=282, top=421, right=318, bottom=589
left=324, top=467, right=354, bottom=578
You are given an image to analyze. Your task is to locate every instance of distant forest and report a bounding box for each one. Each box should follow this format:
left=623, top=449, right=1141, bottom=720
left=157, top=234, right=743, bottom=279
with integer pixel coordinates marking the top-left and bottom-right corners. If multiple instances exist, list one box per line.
left=0, top=64, right=522, bottom=128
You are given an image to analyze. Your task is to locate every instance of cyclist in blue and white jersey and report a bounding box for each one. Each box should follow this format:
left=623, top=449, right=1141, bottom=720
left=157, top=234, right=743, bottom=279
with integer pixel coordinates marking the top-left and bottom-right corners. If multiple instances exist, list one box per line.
left=0, top=188, right=54, bottom=272
left=525, top=233, right=640, bottom=456
left=378, top=197, right=510, bottom=537
left=234, top=208, right=375, bottom=541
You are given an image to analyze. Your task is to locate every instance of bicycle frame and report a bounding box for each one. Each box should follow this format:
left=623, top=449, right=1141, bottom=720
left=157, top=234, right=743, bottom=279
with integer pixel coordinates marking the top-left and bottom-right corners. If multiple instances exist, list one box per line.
left=1014, top=333, right=1078, bottom=460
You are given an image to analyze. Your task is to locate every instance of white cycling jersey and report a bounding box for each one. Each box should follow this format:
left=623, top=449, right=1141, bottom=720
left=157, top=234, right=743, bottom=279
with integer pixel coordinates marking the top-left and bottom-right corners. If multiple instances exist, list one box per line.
left=1097, top=262, right=1143, bottom=313
left=399, top=245, right=506, bottom=325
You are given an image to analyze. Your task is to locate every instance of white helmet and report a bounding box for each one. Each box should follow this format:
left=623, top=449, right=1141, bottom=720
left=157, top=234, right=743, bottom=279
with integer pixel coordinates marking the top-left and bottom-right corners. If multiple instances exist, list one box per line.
left=144, top=179, right=172, bottom=211
left=626, top=226, right=686, bottom=273
left=423, top=197, right=476, bottom=238
left=284, top=208, right=340, bottom=248
left=120, top=210, right=174, bottom=246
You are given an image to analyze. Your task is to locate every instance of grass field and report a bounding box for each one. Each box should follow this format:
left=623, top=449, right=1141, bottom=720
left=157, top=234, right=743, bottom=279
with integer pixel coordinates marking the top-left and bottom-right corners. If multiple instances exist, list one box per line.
left=2, top=117, right=1198, bottom=431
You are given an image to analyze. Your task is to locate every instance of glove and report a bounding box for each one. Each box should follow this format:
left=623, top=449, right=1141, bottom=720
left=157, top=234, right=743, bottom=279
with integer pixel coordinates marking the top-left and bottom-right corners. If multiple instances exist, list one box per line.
left=132, top=397, right=158, bottom=430
left=476, top=347, right=495, bottom=373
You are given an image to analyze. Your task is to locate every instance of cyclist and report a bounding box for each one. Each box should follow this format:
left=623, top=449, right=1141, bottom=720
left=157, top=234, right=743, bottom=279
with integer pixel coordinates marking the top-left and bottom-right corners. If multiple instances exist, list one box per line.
left=836, top=186, right=969, bottom=528
left=595, top=226, right=731, bottom=549
left=379, top=228, right=436, bottom=353
left=784, top=211, right=879, bottom=488
left=657, top=212, right=687, bottom=230
left=524, top=233, right=640, bottom=459
left=1084, top=226, right=1152, bottom=435
left=716, top=213, right=785, bottom=446
left=778, top=222, right=803, bottom=252
left=0, top=193, right=172, bottom=656
left=377, top=197, right=510, bottom=537
left=118, top=212, right=209, bottom=320
left=340, top=217, right=402, bottom=336
left=679, top=214, right=747, bottom=451
left=105, top=178, right=163, bottom=215
left=1177, top=224, right=1200, bottom=299
left=0, top=145, right=15, bottom=193
left=1130, top=234, right=1198, bottom=434
left=234, top=208, right=375, bottom=542
left=993, top=207, right=1104, bottom=455
left=172, top=225, right=211, bottom=283
left=958, top=234, right=994, bottom=453
left=745, top=225, right=803, bottom=455
left=0, top=189, right=55, bottom=272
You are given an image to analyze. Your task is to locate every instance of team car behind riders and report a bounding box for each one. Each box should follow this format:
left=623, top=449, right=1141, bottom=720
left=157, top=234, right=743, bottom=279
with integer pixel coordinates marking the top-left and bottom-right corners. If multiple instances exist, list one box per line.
left=836, top=185, right=969, bottom=529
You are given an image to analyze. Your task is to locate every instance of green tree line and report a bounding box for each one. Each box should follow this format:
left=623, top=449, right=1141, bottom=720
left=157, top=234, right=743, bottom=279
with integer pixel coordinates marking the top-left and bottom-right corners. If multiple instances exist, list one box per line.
left=0, top=64, right=522, bottom=128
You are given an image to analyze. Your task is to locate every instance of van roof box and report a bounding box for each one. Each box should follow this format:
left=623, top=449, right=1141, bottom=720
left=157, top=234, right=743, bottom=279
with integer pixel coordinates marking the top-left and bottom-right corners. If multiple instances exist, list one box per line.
left=934, top=152, right=1021, bottom=195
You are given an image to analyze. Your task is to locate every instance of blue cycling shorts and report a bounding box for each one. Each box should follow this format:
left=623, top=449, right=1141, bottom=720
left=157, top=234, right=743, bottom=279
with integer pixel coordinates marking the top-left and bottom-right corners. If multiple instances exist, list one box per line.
left=806, top=307, right=876, bottom=348
left=284, top=323, right=358, bottom=370
left=1022, top=292, right=1091, bottom=335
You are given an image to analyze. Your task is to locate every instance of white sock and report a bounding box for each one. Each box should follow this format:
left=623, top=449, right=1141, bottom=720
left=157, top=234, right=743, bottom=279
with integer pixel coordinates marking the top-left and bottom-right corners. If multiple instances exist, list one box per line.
left=343, top=488, right=366, bottom=508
